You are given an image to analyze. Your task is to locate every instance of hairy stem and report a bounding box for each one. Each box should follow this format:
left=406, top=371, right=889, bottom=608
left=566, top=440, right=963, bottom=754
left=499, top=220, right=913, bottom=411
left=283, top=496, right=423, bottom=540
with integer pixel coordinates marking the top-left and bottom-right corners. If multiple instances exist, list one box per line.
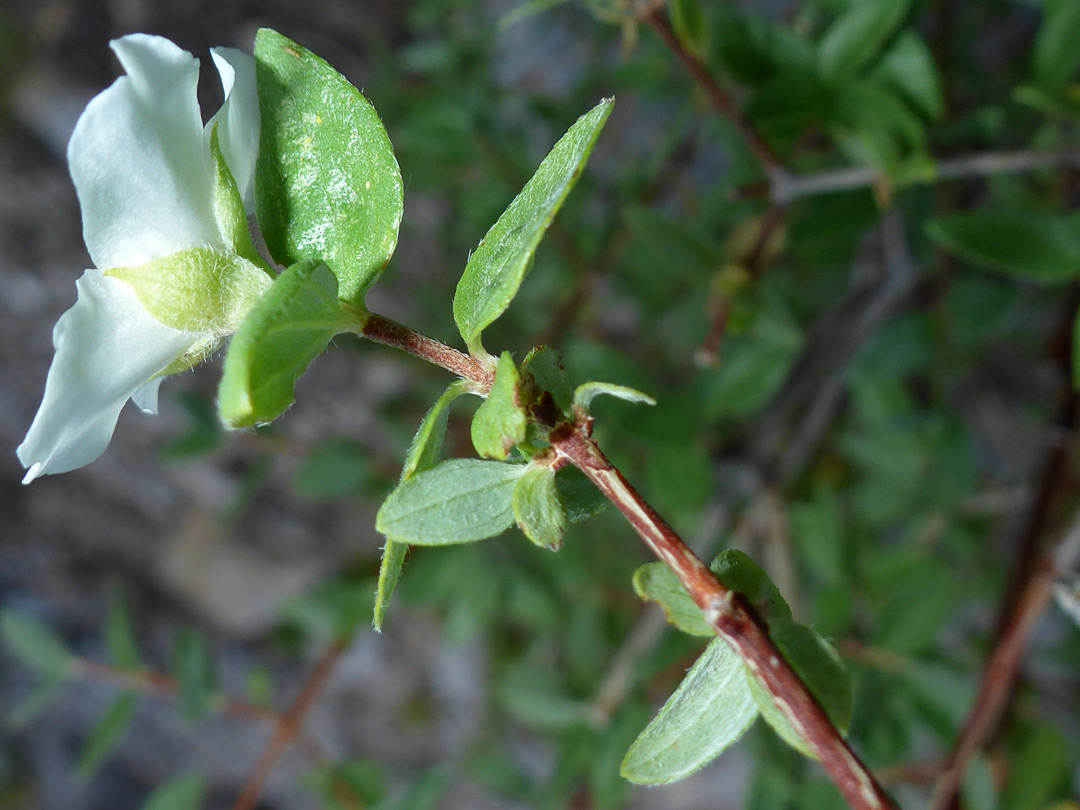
left=550, top=427, right=896, bottom=810
left=356, top=315, right=894, bottom=809
left=232, top=639, right=347, bottom=810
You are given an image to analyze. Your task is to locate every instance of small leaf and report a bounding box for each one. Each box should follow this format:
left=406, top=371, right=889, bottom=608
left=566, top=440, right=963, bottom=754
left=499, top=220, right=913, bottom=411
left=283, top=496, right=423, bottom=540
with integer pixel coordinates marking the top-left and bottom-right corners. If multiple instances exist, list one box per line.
left=161, top=392, right=221, bottom=459
left=0, top=609, right=75, bottom=677
left=1033, top=0, right=1080, bottom=94
left=254, top=28, right=403, bottom=304
left=172, top=629, right=216, bottom=721
left=245, top=667, right=274, bottom=709
left=523, top=346, right=572, bottom=415
left=218, top=261, right=348, bottom=428
left=670, top=0, right=709, bottom=59
left=140, top=773, right=205, bottom=810
left=376, top=459, right=526, bottom=546
left=76, top=691, right=138, bottom=779
left=818, top=0, right=914, bottom=80
left=927, top=210, right=1080, bottom=283
left=374, top=540, right=409, bottom=633
left=573, top=381, right=656, bottom=412
left=746, top=619, right=852, bottom=758
left=632, top=563, right=713, bottom=637
left=105, top=587, right=141, bottom=670
left=873, top=32, right=943, bottom=119
left=453, top=99, right=613, bottom=354
left=554, top=466, right=608, bottom=523
left=472, top=352, right=528, bottom=460
left=512, top=464, right=566, bottom=550
left=621, top=637, right=758, bottom=784
left=710, top=550, right=793, bottom=624
left=308, top=759, right=388, bottom=809
left=7, top=672, right=68, bottom=729
left=293, top=440, right=370, bottom=499
left=374, top=380, right=470, bottom=631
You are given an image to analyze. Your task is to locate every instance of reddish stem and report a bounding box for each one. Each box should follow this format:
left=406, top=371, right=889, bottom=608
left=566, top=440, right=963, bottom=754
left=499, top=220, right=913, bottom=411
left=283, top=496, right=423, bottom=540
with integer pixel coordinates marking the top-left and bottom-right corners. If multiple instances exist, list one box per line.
left=231, top=640, right=347, bottom=810
left=550, top=427, right=896, bottom=810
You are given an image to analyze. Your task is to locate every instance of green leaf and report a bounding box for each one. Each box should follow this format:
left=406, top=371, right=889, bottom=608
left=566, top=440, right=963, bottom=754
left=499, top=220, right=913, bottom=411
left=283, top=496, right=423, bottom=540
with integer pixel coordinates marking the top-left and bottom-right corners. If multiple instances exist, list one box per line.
left=1033, top=0, right=1080, bottom=93
left=76, top=691, right=137, bottom=779
left=621, top=637, right=758, bottom=784
left=245, top=667, right=274, bottom=709
left=374, top=380, right=470, bottom=631
left=309, top=759, right=388, bottom=810
left=573, top=381, right=655, bottom=412
left=710, top=550, right=793, bottom=624
left=1002, top=725, right=1068, bottom=810
left=926, top=210, right=1080, bottom=283
left=554, top=465, right=608, bottom=523
left=512, top=464, right=566, bottom=550
left=218, top=261, right=348, bottom=428
left=670, top=0, right=709, bottom=59
left=523, top=345, right=572, bottom=415
left=140, top=773, right=205, bottom=810
left=0, top=609, right=75, bottom=677
left=376, top=459, right=526, bottom=546
left=172, top=629, right=216, bottom=721
left=293, top=440, right=370, bottom=499
left=632, top=562, right=713, bottom=637
left=873, top=32, right=943, bottom=119
left=453, top=99, right=613, bottom=353
left=472, top=352, right=528, bottom=459
left=105, top=587, right=141, bottom=670
left=746, top=619, right=851, bottom=758
left=7, top=672, right=68, bottom=729
left=161, top=392, right=221, bottom=459
left=254, top=28, right=403, bottom=304
left=818, top=0, right=914, bottom=81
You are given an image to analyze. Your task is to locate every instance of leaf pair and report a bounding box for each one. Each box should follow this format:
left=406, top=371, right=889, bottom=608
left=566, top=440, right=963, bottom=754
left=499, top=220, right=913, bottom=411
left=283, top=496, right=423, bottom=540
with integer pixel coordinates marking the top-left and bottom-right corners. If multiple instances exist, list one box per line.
left=622, top=551, right=852, bottom=784
left=218, top=29, right=402, bottom=427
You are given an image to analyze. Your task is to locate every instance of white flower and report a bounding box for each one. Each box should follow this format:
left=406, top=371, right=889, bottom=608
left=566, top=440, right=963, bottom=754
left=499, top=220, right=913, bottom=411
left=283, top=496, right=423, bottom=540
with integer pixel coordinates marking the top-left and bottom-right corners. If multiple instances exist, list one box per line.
left=18, top=34, right=270, bottom=483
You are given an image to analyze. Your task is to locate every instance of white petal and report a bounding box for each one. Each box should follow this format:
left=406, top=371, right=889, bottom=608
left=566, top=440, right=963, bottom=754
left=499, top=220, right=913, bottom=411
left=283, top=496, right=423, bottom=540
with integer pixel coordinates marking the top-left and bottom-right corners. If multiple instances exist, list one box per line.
left=131, top=377, right=165, bottom=414
left=68, top=34, right=219, bottom=269
left=18, top=271, right=203, bottom=480
left=208, top=48, right=259, bottom=212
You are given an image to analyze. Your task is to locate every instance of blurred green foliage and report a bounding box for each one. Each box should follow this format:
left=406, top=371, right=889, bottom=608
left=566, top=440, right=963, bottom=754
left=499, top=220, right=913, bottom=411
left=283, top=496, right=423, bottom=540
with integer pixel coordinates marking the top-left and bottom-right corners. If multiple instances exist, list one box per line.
left=5, top=0, right=1080, bottom=807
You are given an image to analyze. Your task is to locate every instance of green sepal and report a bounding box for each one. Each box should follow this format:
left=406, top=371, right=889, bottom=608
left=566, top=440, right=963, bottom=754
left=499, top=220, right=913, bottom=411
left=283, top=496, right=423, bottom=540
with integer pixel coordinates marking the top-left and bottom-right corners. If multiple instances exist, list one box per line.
left=453, top=98, right=613, bottom=355
left=254, top=28, right=403, bottom=304
left=106, top=248, right=270, bottom=338
left=621, top=637, right=758, bottom=784
left=746, top=619, right=852, bottom=758
left=512, top=463, right=566, bottom=550
left=471, top=352, right=528, bottom=460
left=374, top=380, right=470, bottom=631
left=209, top=123, right=271, bottom=272
left=375, top=458, right=527, bottom=546
left=217, top=261, right=349, bottom=428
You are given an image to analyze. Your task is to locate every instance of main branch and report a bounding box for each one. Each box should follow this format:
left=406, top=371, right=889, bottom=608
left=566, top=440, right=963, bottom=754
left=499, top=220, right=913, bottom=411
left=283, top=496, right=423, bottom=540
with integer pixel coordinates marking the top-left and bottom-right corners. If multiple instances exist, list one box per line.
left=550, top=428, right=896, bottom=810
left=356, top=312, right=895, bottom=809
